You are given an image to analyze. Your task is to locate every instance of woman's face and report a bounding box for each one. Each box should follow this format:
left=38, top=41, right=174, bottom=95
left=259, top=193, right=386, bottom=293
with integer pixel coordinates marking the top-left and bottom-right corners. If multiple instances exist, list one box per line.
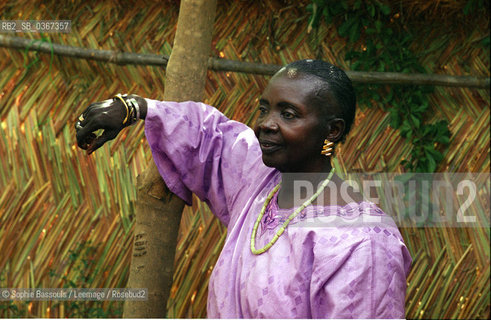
left=254, top=71, right=332, bottom=172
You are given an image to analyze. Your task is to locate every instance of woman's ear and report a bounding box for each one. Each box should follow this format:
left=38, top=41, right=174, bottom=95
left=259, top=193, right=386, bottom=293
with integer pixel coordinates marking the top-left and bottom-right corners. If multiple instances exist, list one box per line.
left=326, top=118, right=345, bottom=142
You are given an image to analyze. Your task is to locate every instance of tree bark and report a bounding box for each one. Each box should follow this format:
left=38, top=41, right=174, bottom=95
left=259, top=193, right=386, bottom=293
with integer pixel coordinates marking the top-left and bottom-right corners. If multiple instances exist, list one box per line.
left=123, top=0, right=217, bottom=317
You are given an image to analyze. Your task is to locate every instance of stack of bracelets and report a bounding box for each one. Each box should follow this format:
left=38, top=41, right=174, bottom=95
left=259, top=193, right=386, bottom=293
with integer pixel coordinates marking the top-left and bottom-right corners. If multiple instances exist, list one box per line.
left=113, top=93, right=140, bottom=126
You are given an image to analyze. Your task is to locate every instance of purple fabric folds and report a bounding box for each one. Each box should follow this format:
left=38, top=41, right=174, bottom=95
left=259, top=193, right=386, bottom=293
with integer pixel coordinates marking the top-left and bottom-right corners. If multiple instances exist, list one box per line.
left=144, top=99, right=412, bottom=319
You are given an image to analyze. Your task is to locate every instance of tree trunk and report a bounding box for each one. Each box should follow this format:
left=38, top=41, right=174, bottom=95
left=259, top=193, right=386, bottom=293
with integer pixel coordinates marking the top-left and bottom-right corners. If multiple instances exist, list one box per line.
left=123, top=0, right=217, bottom=317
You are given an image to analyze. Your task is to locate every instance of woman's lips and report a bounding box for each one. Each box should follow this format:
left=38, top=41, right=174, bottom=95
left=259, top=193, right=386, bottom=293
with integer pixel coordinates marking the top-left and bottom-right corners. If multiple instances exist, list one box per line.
left=259, top=140, right=282, bottom=154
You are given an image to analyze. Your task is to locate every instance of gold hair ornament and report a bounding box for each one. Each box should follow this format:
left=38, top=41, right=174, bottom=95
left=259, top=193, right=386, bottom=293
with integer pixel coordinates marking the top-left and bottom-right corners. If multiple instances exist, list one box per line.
left=287, top=68, right=297, bottom=78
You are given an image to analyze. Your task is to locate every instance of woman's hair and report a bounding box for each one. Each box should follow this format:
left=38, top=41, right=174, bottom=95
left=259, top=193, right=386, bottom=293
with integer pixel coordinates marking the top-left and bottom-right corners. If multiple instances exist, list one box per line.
left=284, top=59, right=356, bottom=143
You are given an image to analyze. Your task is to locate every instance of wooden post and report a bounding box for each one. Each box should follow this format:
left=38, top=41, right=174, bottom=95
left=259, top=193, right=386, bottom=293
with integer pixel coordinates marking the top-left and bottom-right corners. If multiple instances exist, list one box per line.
left=123, top=0, right=217, bottom=317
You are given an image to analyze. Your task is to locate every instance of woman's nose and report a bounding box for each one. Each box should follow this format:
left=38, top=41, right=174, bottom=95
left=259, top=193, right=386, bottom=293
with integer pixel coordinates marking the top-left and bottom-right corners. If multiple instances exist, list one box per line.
left=259, top=114, right=279, bottom=132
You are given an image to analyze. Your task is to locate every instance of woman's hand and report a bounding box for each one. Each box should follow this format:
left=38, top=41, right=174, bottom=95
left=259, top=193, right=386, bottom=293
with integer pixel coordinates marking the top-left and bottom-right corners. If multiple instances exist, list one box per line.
left=75, top=98, right=125, bottom=154
left=75, top=95, right=147, bottom=154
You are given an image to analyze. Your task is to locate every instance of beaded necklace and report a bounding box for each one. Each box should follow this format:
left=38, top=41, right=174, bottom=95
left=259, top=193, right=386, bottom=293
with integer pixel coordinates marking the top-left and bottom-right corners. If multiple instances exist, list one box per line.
left=250, top=168, right=335, bottom=255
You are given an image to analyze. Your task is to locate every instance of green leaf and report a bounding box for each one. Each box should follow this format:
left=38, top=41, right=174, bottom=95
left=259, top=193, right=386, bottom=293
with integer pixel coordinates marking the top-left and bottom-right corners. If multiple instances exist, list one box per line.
left=369, top=4, right=375, bottom=17
left=427, top=147, right=443, bottom=162
left=481, top=35, right=490, bottom=47
left=383, top=90, right=394, bottom=103
left=435, top=120, right=450, bottom=135
left=349, top=21, right=361, bottom=42
left=380, top=4, right=391, bottom=15
left=436, top=135, right=450, bottom=144
left=338, top=20, right=351, bottom=37
left=375, top=20, right=382, bottom=33
left=390, top=114, right=401, bottom=128
left=411, top=114, right=421, bottom=128
left=425, top=151, right=437, bottom=172
left=399, top=120, right=411, bottom=138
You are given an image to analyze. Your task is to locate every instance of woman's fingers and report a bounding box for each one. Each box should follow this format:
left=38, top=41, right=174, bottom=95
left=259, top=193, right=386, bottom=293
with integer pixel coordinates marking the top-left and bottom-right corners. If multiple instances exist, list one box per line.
left=75, top=118, right=98, bottom=149
left=78, top=103, right=97, bottom=125
left=80, top=133, right=96, bottom=150
left=87, top=129, right=119, bottom=155
left=78, top=99, right=113, bottom=126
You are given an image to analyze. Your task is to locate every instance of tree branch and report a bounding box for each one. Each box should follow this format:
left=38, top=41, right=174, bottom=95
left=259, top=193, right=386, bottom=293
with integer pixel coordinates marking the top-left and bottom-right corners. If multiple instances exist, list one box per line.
left=0, top=35, right=489, bottom=88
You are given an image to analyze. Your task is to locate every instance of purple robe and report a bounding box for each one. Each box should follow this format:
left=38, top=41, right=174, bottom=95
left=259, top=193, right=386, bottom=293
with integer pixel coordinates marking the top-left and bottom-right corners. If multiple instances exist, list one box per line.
left=144, top=99, right=412, bottom=319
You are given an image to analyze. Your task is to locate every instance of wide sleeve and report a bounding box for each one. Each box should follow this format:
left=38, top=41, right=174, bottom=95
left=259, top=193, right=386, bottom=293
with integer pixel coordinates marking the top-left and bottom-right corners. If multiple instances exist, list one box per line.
left=310, top=231, right=412, bottom=319
left=143, top=99, right=263, bottom=227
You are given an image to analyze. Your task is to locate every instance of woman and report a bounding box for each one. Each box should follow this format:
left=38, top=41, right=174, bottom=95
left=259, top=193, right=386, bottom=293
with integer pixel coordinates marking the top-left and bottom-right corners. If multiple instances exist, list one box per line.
left=76, top=59, right=411, bottom=318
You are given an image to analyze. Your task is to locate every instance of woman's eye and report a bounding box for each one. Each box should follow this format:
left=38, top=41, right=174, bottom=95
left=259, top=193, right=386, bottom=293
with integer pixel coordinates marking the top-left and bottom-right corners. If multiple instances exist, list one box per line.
left=282, top=111, right=296, bottom=119
left=258, top=106, right=268, bottom=115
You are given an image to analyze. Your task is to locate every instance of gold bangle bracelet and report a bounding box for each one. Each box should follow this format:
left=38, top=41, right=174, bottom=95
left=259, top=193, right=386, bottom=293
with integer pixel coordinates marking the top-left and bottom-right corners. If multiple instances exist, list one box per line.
left=114, top=94, right=130, bottom=125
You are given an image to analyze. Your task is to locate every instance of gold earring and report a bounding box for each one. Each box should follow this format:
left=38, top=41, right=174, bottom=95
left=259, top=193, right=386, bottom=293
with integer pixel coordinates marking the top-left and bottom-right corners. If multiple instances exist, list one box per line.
left=321, top=139, right=334, bottom=156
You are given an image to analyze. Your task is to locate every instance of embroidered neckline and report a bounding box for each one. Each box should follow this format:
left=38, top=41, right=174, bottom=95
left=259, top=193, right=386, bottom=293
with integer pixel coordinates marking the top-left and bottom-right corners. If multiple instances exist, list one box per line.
left=260, top=192, right=385, bottom=230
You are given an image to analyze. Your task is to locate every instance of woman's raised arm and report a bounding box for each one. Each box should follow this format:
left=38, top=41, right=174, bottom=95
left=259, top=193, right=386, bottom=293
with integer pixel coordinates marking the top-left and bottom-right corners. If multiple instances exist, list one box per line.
left=76, top=97, right=266, bottom=226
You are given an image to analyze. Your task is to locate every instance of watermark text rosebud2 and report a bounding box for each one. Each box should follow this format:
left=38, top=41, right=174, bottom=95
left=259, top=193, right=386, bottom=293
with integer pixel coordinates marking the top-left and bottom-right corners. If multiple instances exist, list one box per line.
left=285, top=173, right=489, bottom=228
